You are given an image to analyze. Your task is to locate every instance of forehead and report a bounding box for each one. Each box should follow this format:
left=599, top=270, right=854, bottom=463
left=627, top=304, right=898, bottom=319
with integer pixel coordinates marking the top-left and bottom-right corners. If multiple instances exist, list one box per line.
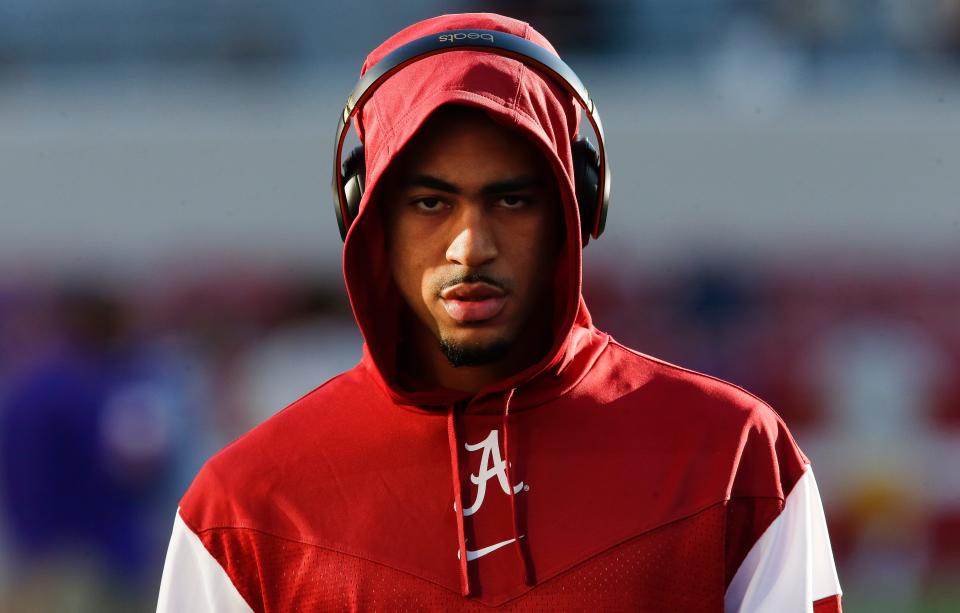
left=390, top=105, right=554, bottom=183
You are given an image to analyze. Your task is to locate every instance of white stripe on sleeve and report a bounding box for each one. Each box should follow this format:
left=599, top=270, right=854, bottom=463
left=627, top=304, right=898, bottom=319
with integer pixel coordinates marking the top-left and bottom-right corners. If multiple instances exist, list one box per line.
left=724, top=466, right=842, bottom=613
left=157, top=509, right=254, bottom=613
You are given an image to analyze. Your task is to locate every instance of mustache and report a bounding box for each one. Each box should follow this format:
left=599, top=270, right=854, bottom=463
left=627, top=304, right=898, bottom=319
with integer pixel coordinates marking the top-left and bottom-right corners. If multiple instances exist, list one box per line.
left=435, top=272, right=511, bottom=296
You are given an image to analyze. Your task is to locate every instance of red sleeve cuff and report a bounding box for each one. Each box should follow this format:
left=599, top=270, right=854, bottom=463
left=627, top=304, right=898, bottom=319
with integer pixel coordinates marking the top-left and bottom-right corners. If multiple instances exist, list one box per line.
left=813, top=594, right=842, bottom=613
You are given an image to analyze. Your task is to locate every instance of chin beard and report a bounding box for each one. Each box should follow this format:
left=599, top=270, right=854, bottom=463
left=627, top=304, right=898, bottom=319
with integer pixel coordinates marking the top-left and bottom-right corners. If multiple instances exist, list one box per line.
left=439, top=336, right=512, bottom=368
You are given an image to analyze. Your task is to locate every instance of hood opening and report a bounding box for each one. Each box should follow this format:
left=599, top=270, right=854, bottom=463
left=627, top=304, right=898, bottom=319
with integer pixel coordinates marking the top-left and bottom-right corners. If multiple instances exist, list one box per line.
left=345, top=97, right=585, bottom=404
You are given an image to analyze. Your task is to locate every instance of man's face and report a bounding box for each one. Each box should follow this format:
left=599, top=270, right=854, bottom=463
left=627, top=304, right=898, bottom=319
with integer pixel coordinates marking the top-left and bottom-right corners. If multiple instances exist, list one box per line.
left=382, top=106, right=564, bottom=367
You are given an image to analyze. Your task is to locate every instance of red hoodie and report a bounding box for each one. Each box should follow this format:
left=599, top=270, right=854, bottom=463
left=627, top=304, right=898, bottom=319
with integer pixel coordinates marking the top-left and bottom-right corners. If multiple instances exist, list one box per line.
left=158, top=13, right=842, bottom=612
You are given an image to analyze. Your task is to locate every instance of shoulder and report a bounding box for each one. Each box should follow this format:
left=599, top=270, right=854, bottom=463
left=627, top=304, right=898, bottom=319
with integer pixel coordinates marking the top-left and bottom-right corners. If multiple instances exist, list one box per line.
left=177, top=364, right=377, bottom=535
left=595, top=339, right=809, bottom=501
left=594, top=338, right=773, bottom=423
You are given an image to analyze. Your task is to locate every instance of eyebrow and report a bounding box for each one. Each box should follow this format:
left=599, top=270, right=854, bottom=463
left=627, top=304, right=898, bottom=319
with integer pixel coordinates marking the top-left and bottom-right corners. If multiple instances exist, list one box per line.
left=401, top=174, right=543, bottom=196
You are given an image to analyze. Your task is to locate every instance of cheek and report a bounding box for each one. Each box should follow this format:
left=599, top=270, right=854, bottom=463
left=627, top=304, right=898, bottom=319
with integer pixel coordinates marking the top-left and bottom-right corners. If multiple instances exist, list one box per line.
left=526, top=208, right=564, bottom=268
left=507, top=220, right=559, bottom=296
left=387, top=223, right=418, bottom=302
left=388, top=219, right=441, bottom=315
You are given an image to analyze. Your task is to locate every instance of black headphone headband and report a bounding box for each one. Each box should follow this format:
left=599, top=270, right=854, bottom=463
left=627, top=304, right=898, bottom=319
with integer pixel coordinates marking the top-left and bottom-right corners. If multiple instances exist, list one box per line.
left=332, top=28, right=610, bottom=241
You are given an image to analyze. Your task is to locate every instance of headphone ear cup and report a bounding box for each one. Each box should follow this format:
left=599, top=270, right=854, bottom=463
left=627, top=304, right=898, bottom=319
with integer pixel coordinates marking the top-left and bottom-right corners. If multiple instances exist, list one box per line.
left=571, top=136, right=600, bottom=247
left=340, top=145, right=366, bottom=238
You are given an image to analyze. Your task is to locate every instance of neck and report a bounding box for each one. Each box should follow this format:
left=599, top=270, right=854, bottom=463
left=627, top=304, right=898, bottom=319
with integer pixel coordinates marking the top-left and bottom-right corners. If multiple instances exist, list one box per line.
left=400, top=316, right=553, bottom=394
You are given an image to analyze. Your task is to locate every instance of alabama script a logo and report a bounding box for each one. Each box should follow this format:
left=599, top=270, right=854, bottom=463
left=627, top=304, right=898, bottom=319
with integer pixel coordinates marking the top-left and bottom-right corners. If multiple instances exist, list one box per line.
left=455, top=429, right=529, bottom=561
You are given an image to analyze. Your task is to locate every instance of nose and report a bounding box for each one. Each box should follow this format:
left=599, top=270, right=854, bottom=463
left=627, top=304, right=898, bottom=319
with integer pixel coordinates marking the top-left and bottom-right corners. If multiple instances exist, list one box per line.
left=445, top=204, right=498, bottom=267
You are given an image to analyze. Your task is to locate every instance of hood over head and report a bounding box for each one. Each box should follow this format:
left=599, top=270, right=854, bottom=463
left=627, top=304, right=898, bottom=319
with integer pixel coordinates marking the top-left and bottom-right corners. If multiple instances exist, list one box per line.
left=343, top=13, right=608, bottom=413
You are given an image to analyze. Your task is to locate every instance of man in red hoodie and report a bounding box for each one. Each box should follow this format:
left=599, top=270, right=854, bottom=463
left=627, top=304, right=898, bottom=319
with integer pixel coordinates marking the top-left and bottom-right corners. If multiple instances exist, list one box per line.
left=158, top=13, right=843, bottom=612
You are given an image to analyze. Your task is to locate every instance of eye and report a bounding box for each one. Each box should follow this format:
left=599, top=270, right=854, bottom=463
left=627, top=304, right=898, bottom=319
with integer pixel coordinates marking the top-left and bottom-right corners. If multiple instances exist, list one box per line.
left=412, top=197, right=445, bottom=212
left=497, top=195, right=531, bottom=209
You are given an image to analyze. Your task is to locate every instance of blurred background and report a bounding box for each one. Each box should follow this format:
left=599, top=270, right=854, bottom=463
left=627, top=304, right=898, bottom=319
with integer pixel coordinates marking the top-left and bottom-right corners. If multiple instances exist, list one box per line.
left=1, top=0, right=958, bottom=611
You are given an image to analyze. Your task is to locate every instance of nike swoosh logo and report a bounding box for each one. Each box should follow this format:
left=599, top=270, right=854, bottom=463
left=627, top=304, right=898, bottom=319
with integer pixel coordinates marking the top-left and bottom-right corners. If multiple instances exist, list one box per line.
left=457, top=535, right=525, bottom=561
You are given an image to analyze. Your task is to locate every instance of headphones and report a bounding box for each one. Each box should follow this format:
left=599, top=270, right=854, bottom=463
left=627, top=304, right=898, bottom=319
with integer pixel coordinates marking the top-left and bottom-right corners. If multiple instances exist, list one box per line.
left=332, top=29, right=611, bottom=245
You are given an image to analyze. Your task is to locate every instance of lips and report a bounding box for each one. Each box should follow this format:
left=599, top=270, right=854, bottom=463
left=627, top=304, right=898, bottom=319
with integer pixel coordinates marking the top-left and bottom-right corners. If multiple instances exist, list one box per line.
left=440, top=282, right=507, bottom=323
